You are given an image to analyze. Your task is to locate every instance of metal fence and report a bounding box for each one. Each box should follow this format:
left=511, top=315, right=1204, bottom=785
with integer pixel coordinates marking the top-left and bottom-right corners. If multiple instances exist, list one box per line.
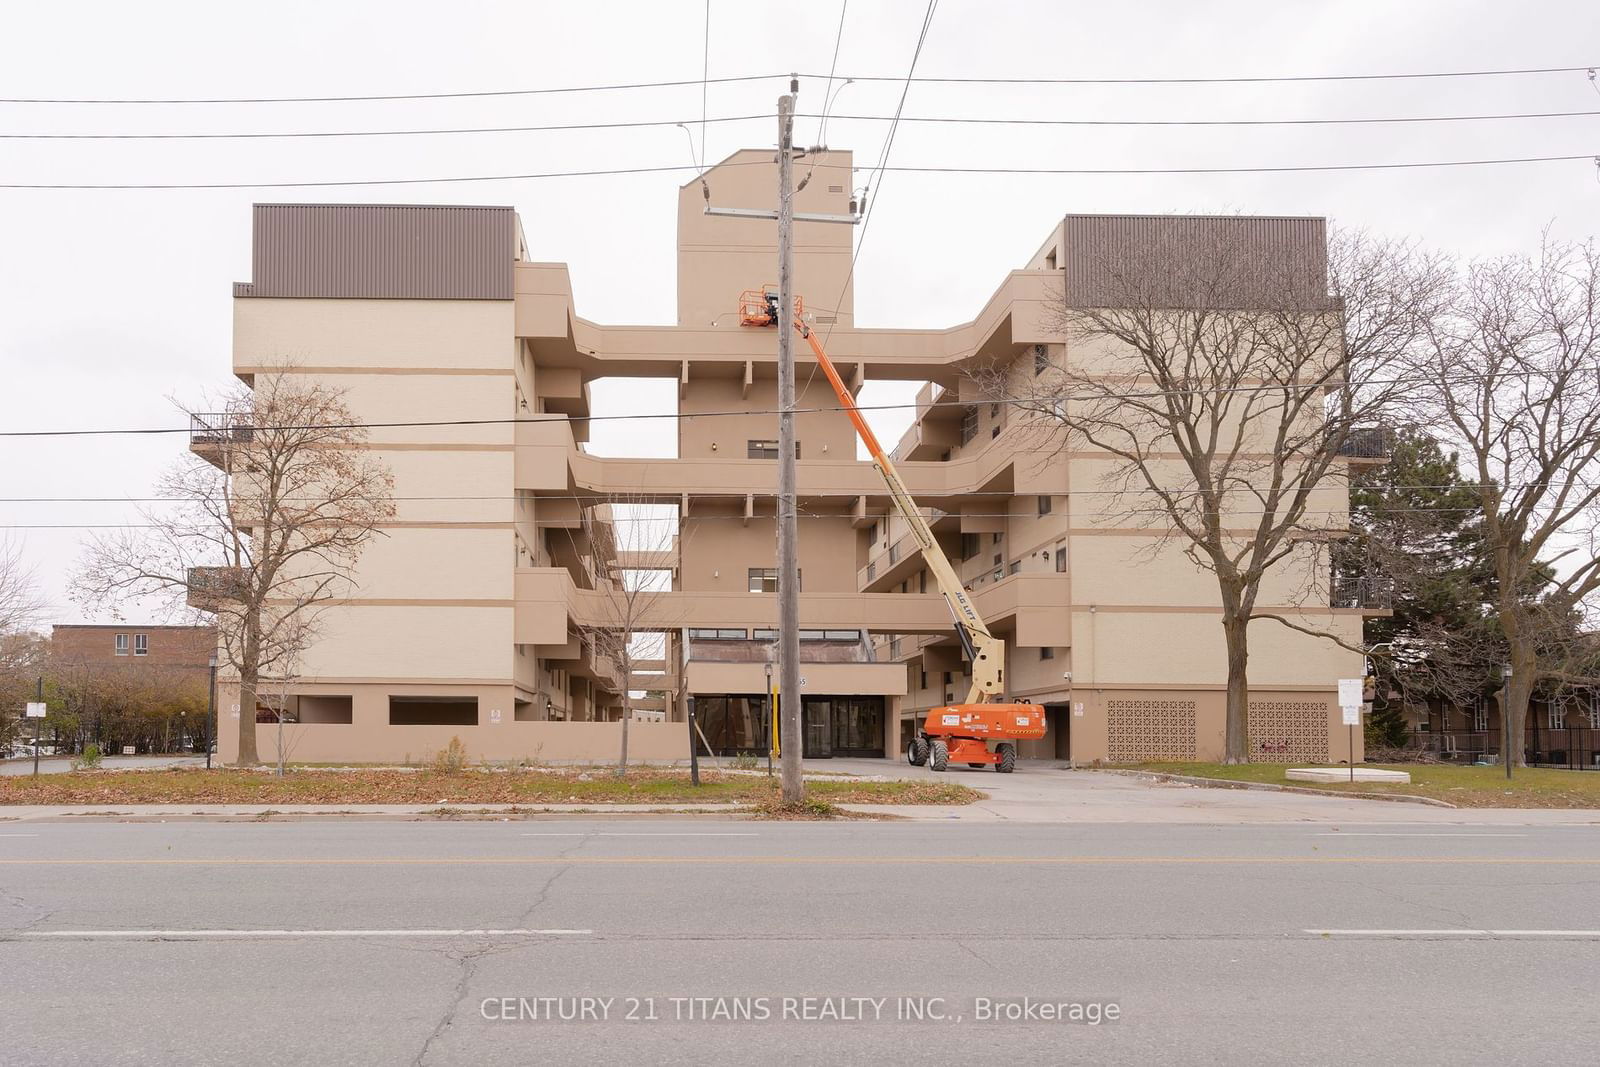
left=1410, top=727, right=1600, bottom=770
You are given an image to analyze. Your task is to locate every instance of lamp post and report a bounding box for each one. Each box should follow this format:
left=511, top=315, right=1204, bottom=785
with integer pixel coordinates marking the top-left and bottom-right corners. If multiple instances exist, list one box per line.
left=205, top=651, right=217, bottom=770
left=1501, top=662, right=1513, bottom=781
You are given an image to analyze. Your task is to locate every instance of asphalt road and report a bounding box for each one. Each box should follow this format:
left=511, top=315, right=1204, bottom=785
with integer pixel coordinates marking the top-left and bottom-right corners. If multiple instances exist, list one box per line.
left=3, top=819, right=1598, bottom=1065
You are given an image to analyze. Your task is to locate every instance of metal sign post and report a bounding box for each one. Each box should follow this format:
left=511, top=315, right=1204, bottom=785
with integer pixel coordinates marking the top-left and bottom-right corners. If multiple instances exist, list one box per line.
left=1338, top=678, right=1364, bottom=783
left=27, top=678, right=47, bottom=777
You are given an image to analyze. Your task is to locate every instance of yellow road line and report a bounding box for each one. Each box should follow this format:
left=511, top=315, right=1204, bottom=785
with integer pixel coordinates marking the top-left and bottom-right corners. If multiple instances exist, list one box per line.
left=1, top=855, right=1597, bottom=866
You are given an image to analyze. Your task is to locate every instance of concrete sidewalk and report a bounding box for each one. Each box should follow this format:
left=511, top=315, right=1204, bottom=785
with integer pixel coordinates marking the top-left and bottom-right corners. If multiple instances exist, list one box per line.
left=6, top=761, right=1600, bottom=824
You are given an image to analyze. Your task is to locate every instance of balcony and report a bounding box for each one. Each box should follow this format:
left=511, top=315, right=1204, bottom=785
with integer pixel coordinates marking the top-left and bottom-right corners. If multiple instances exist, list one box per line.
left=189, top=412, right=254, bottom=469
left=187, top=566, right=248, bottom=609
left=1337, top=427, right=1392, bottom=465
left=858, top=510, right=956, bottom=592
left=1331, top=571, right=1394, bottom=611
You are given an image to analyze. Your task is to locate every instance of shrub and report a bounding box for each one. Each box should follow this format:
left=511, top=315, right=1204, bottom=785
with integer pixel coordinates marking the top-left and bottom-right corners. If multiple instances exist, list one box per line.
left=730, top=753, right=760, bottom=771
left=74, top=743, right=104, bottom=771
left=431, top=737, right=468, bottom=775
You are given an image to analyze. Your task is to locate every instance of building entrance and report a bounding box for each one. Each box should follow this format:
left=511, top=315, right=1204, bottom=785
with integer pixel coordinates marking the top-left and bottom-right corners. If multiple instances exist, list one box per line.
left=694, top=694, right=883, bottom=758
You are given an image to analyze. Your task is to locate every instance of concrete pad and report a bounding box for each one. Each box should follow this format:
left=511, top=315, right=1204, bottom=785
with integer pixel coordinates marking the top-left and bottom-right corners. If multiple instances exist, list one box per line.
left=1287, top=767, right=1412, bottom=784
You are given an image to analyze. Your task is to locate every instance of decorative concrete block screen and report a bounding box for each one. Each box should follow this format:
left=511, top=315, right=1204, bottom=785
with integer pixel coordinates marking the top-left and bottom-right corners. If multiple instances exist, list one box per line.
left=1106, top=699, right=1197, bottom=761
left=1249, top=701, right=1331, bottom=763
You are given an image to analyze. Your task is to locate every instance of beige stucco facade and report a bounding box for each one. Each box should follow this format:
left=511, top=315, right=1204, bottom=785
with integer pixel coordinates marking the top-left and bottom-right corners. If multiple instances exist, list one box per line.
left=209, top=164, right=1374, bottom=767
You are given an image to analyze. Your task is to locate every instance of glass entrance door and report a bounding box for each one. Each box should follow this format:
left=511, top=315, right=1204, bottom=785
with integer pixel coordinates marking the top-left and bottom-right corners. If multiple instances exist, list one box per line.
left=803, top=698, right=832, bottom=758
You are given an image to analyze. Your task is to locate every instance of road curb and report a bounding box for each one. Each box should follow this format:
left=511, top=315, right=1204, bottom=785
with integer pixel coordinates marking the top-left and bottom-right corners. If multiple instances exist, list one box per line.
left=1095, top=769, right=1459, bottom=808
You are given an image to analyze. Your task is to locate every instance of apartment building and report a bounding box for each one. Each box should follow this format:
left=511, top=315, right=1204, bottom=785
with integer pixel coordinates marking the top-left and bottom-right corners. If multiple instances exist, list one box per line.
left=207, top=151, right=1374, bottom=766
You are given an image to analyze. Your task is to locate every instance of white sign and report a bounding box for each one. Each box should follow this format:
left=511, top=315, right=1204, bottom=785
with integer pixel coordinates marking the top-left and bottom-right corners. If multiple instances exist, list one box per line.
left=25, top=702, right=46, bottom=718
left=489, top=708, right=502, bottom=724
left=1073, top=702, right=1085, bottom=717
left=1341, top=705, right=1361, bottom=726
left=1338, top=678, right=1365, bottom=707
left=122, top=745, right=136, bottom=756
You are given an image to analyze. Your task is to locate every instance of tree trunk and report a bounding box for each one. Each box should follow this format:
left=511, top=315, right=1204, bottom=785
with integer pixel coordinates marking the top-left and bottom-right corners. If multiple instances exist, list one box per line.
left=1505, top=647, right=1537, bottom=771
left=616, top=653, right=631, bottom=778
left=1221, top=612, right=1251, bottom=764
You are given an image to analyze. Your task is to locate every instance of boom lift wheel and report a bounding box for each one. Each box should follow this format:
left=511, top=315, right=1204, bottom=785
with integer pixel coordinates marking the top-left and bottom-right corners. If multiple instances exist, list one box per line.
left=996, top=743, right=1016, bottom=774
left=928, top=740, right=949, bottom=772
left=907, top=736, right=929, bottom=766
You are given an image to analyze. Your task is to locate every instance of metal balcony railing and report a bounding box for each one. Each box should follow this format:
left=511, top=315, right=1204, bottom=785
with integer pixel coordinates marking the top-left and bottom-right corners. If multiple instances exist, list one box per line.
left=186, top=566, right=248, bottom=605
left=189, top=412, right=254, bottom=447
left=1330, top=571, right=1394, bottom=610
left=1337, top=426, right=1392, bottom=460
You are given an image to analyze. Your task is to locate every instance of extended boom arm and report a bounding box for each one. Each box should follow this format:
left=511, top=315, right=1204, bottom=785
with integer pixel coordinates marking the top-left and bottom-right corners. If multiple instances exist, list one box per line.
left=794, top=317, right=1006, bottom=704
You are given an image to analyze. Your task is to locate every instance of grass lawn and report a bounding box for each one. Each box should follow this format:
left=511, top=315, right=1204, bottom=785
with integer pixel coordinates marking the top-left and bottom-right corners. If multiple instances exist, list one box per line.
left=1131, top=761, right=1600, bottom=809
left=0, top=767, right=981, bottom=809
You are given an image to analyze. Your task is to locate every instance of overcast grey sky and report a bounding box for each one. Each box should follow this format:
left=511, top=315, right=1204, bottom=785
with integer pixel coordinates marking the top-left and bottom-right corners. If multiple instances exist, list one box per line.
left=2, top=0, right=1597, bottom=625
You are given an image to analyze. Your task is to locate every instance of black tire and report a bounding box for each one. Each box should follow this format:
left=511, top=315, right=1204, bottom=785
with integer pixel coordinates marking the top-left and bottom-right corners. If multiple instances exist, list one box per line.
left=996, top=743, right=1016, bottom=774
left=929, top=740, right=949, bottom=772
left=907, top=736, right=929, bottom=766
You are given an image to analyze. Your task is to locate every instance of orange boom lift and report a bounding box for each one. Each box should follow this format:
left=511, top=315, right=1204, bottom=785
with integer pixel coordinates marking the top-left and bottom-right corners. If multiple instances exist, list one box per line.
left=740, top=287, right=1046, bottom=772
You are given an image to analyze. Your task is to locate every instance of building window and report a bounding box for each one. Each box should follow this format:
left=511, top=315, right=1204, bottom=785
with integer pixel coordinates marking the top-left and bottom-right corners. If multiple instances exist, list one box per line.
left=989, top=402, right=1000, bottom=419
left=1040, top=647, right=1055, bottom=661
left=1038, top=495, right=1052, bottom=516
left=1588, top=695, right=1600, bottom=729
left=747, top=440, right=800, bottom=460
left=961, top=533, right=979, bottom=560
left=943, top=672, right=953, bottom=686
left=919, top=670, right=928, bottom=690
left=689, top=628, right=747, bottom=640
left=960, top=406, right=978, bottom=445
left=1008, top=561, right=1021, bottom=575
left=388, top=696, right=478, bottom=726
left=992, top=533, right=1003, bottom=545
left=918, top=570, right=927, bottom=594
left=133, top=633, right=148, bottom=656
left=1033, top=344, right=1049, bottom=375
left=114, top=633, right=129, bottom=656
left=747, top=568, right=800, bottom=593
left=1548, top=700, right=1567, bottom=730
left=1471, top=695, right=1489, bottom=733
left=1055, top=546, right=1067, bottom=573
left=991, top=424, right=1001, bottom=439
left=993, top=552, right=1002, bottom=565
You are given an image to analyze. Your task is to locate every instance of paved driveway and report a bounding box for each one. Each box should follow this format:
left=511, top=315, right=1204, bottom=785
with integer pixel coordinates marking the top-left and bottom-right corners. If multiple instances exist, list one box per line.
left=809, top=756, right=1600, bottom=826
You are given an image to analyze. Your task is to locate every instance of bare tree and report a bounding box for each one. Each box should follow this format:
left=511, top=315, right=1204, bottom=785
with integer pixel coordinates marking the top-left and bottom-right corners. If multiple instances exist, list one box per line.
left=982, top=220, right=1446, bottom=762
left=1402, top=236, right=1600, bottom=770
left=569, top=499, right=680, bottom=776
left=0, top=536, right=45, bottom=639
left=73, top=369, right=394, bottom=765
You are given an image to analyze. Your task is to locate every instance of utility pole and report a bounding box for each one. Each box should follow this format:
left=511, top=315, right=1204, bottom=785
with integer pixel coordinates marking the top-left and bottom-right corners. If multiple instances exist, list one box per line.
left=702, top=78, right=859, bottom=806
left=775, top=89, right=804, bottom=806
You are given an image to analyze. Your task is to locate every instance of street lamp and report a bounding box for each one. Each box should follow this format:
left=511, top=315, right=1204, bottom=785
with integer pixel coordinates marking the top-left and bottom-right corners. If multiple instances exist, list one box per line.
left=1501, top=662, right=1513, bottom=781
left=205, top=651, right=217, bottom=769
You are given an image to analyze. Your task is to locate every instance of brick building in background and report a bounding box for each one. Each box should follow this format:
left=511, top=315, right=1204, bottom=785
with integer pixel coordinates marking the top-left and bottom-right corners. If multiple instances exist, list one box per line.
left=51, top=624, right=216, bottom=682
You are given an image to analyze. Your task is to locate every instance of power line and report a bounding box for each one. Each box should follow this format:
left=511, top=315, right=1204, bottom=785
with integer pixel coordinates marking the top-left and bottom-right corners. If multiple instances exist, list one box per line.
left=0, top=114, right=774, bottom=140
left=816, top=1, right=851, bottom=147
left=0, top=73, right=794, bottom=106
left=9, top=108, right=1597, bottom=141
left=5, top=152, right=1590, bottom=190
left=0, top=484, right=1540, bottom=504
left=871, top=64, right=1600, bottom=86
left=0, top=506, right=1504, bottom=531
left=0, top=366, right=1579, bottom=438
left=817, top=0, right=937, bottom=361
left=5, top=63, right=1591, bottom=105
